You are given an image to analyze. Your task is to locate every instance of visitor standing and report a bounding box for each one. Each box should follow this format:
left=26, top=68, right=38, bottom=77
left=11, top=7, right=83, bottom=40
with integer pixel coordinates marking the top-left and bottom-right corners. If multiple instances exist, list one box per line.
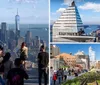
left=50, top=67, right=54, bottom=85
left=64, top=69, right=67, bottom=81
left=3, top=52, right=13, bottom=81
left=57, top=68, right=62, bottom=84
left=61, top=68, right=64, bottom=81
left=38, top=45, right=49, bottom=85
left=20, top=42, right=28, bottom=70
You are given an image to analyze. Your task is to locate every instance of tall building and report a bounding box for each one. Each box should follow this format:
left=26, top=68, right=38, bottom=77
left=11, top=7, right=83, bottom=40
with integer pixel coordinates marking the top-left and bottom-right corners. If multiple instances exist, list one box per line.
left=75, top=51, right=90, bottom=70
left=1, top=22, right=7, bottom=43
left=33, top=36, right=41, bottom=50
left=50, top=45, right=60, bottom=58
left=52, top=1, right=83, bottom=39
left=15, top=9, right=20, bottom=44
left=52, top=1, right=94, bottom=42
left=89, top=46, right=96, bottom=68
left=9, top=30, right=16, bottom=40
left=89, top=46, right=96, bottom=62
left=40, top=40, right=46, bottom=48
left=25, top=31, right=32, bottom=47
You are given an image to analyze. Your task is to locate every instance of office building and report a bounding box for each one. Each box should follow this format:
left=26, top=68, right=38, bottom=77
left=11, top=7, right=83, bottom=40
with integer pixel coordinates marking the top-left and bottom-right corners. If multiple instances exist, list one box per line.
left=50, top=45, right=60, bottom=58
left=75, top=51, right=90, bottom=70
left=1, top=22, right=7, bottom=43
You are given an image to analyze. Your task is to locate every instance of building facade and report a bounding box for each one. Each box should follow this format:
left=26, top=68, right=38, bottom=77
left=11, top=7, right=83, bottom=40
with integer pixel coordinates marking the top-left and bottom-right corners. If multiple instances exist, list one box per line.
left=52, top=1, right=83, bottom=40
left=96, top=61, right=100, bottom=69
left=1, top=22, right=7, bottom=44
left=55, top=53, right=76, bottom=67
left=50, top=45, right=60, bottom=58
left=25, top=31, right=32, bottom=47
left=75, top=51, right=90, bottom=70
left=89, top=46, right=96, bottom=68
left=50, top=58, right=60, bottom=70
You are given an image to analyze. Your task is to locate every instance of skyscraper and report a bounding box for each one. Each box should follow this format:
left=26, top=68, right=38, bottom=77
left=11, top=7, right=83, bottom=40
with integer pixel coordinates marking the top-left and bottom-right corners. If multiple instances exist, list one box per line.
left=33, top=36, right=41, bottom=49
left=25, top=31, right=32, bottom=47
left=50, top=45, right=60, bottom=58
left=89, top=46, right=96, bottom=62
left=15, top=9, right=20, bottom=45
left=1, top=22, right=7, bottom=43
left=9, top=30, right=16, bottom=40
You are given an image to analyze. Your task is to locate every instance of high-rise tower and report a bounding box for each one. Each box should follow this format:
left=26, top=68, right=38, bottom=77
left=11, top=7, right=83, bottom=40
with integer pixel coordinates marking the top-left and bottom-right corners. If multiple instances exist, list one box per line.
left=1, top=22, right=7, bottom=43
left=15, top=9, right=20, bottom=45
left=89, top=46, right=96, bottom=62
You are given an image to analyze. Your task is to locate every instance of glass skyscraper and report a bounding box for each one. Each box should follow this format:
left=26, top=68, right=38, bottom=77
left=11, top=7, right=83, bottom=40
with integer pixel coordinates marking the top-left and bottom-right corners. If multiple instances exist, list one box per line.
left=15, top=9, right=20, bottom=45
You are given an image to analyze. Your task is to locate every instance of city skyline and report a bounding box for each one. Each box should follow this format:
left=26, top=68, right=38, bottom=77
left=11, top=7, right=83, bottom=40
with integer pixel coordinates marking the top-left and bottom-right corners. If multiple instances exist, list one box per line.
left=54, top=44, right=100, bottom=60
left=0, top=0, right=48, bottom=24
left=51, top=0, right=100, bottom=25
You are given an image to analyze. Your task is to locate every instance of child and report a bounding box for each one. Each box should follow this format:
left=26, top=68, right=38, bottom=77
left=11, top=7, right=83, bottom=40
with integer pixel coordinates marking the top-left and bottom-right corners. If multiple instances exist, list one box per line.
left=53, top=71, right=57, bottom=85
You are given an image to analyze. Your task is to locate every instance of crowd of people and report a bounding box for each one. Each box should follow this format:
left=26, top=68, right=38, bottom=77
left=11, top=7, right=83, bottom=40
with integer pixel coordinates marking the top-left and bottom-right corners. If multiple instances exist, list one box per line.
left=50, top=67, right=80, bottom=85
left=0, top=42, right=49, bottom=85
left=0, top=42, right=29, bottom=85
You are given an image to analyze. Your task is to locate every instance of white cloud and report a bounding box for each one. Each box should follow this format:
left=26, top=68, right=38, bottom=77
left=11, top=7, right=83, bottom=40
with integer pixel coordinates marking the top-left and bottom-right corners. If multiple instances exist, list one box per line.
left=51, top=12, right=57, bottom=15
left=50, top=20, right=55, bottom=25
left=79, top=2, right=100, bottom=12
left=8, top=0, right=36, bottom=3
left=56, top=8, right=66, bottom=13
left=51, top=8, right=66, bottom=15
left=62, top=0, right=84, bottom=5
left=63, top=0, right=73, bottom=5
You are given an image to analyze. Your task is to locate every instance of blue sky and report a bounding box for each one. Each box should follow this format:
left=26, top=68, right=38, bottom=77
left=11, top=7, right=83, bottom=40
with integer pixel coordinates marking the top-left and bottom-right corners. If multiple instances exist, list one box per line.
left=51, top=0, right=100, bottom=25
left=0, top=0, right=48, bottom=24
left=54, top=44, right=100, bottom=60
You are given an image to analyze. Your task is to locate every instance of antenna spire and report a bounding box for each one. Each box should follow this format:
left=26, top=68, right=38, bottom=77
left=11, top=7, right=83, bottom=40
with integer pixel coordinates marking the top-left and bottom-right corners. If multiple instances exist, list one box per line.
left=17, top=8, right=18, bottom=15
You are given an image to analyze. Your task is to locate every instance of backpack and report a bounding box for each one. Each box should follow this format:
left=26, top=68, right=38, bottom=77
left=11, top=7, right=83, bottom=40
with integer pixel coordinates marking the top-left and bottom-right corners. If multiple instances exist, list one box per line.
left=10, top=72, right=21, bottom=85
left=53, top=74, right=57, bottom=80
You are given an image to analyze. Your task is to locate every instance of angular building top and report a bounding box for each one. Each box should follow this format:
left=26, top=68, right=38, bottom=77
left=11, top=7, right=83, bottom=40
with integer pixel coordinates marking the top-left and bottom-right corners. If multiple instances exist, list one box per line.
left=52, top=1, right=84, bottom=37
left=71, top=1, right=75, bottom=7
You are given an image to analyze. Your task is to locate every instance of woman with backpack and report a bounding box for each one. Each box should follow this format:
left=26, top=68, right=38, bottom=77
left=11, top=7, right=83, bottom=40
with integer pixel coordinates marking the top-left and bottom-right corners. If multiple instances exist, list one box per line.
left=20, top=42, right=28, bottom=70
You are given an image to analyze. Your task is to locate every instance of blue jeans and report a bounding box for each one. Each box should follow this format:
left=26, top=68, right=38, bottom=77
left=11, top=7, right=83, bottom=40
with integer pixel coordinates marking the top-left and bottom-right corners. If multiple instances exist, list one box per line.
left=0, top=76, right=5, bottom=85
left=50, top=77, right=53, bottom=85
left=58, top=76, right=62, bottom=84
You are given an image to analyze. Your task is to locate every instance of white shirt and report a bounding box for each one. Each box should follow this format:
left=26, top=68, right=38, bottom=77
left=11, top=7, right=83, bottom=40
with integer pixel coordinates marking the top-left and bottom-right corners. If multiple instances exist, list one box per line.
left=50, top=69, right=54, bottom=77
left=22, top=46, right=28, bottom=57
left=64, top=70, right=68, bottom=75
